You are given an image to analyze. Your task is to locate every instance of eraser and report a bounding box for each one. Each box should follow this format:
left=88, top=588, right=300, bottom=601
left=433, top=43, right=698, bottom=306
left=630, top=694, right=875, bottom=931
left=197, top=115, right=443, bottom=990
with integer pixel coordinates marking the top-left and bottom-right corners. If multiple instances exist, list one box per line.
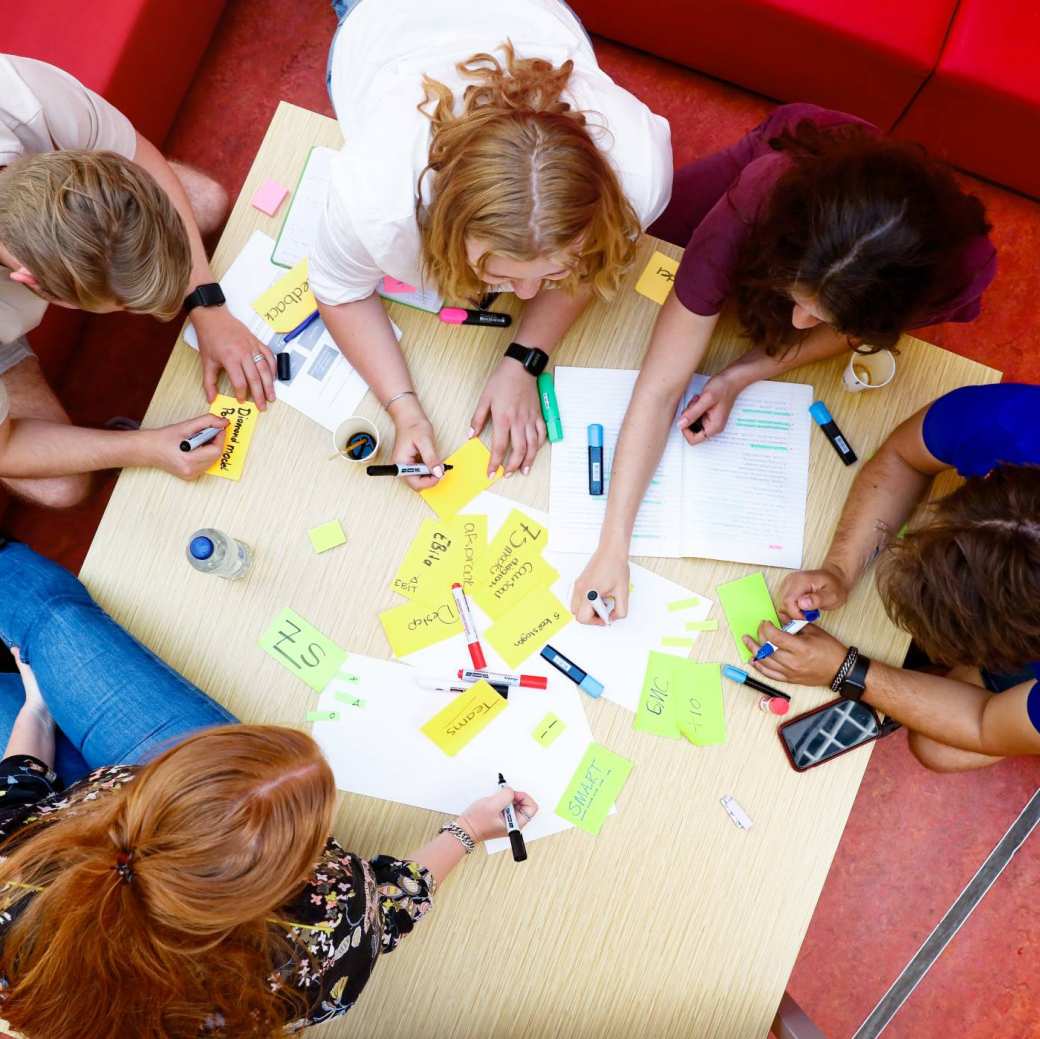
left=251, top=179, right=290, bottom=217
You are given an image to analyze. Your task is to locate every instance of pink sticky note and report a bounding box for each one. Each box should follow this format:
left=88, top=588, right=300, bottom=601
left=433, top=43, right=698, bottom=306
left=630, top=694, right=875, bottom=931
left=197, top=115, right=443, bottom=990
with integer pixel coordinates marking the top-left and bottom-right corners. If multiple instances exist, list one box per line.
left=383, top=276, right=416, bottom=294
left=251, top=179, right=290, bottom=217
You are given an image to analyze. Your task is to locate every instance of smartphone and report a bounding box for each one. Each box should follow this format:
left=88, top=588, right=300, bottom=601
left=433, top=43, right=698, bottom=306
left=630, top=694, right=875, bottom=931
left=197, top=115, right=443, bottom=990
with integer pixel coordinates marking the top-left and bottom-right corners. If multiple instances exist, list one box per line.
left=778, top=698, right=897, bottom=772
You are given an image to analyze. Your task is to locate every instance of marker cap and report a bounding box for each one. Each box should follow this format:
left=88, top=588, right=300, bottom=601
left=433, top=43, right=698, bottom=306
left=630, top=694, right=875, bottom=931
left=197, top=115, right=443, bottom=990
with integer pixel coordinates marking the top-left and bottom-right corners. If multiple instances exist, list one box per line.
left=508, top=829, right=528, bottom=861
left=722, top=664, right=748, bottom=685
left=579, top=674, right=604, bottom=698
left=809, top=401, right=834, bottom=426
left=189, top=536, right=215, bottom=561
left=587, top=423, right=603, bottom=447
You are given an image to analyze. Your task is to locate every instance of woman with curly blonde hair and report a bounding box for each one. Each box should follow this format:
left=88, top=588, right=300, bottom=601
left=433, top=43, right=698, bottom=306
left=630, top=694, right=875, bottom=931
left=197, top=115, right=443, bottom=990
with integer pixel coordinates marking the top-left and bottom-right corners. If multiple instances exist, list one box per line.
left=314, top=0, right=671, bottom=486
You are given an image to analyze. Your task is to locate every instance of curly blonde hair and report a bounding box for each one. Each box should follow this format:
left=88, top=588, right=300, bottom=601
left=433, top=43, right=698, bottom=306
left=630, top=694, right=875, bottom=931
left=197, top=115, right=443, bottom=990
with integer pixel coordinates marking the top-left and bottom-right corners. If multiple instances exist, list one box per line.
left=417, top=42, right=640, bottom=305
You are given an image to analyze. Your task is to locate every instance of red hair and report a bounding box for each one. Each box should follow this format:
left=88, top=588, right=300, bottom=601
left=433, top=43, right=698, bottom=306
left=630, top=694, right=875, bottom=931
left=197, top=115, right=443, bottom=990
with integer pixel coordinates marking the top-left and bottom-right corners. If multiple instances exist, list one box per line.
left=0, top=725, right=335, bottom=1038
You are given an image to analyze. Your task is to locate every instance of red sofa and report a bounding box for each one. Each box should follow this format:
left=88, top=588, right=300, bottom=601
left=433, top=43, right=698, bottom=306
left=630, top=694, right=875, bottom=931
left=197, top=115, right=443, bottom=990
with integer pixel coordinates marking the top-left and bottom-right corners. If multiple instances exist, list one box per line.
left=570, top=0, right=1040, bottom=199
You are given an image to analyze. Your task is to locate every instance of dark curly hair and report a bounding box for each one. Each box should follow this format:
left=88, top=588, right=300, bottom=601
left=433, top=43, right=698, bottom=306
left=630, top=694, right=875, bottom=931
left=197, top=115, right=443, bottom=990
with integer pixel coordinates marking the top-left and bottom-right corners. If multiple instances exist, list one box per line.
left=734, top=121, right=991, bottom=356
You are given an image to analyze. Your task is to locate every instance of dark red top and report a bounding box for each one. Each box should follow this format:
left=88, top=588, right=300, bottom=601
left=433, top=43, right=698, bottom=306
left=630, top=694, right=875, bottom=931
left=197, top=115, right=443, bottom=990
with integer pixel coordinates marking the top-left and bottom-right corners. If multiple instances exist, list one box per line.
left=649, top=103, right=996, bottom=326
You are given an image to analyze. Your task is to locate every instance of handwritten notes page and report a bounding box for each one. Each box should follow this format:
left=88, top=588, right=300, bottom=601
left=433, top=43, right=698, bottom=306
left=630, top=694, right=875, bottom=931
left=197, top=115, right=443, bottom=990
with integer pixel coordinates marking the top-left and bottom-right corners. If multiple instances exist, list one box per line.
left=716, top=572, right=780, bottom=663
left=258, top=608, right=347, bottom=692
left=636, top=653, right=725, bottom=745
left=549, top=368, right=812, bottom=567
left=555, top=743, right=634, bottom=835
left=271, top=145, right=336, bottom=268
left=206, top=395, right=258, bottom=481
left=420, top=439, right=502, bottom=518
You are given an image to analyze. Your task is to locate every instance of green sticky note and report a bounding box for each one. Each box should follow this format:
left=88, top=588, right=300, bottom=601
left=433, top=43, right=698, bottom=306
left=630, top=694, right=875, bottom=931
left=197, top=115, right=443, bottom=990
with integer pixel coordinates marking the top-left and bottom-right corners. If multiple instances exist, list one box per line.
left=307, top=710, right=339, bottom=722
left=685, top=619, right=718, bottom=632
left=716, top=572, right=780, bottom=662
left=533, top=712, right=565, bottom=747
left=661, top=636, right=695, bottom=648
left=555, top=742, right=634, bottom=835
left=308, top=519, right=347, bottom=554
left=333, top=691, right=366, bottom=708
left=675, top=663, right=725, bottom=746
left=635, top=651, right=690, bottom=738
left=667, top=596, right=703, bottom=612
left=259, top=608, right=347, bottom=693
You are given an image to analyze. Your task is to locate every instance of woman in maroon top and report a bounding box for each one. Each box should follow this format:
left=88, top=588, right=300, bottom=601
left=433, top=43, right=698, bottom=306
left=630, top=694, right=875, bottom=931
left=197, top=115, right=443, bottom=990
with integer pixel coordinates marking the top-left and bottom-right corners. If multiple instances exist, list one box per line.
left=572, top=102, right=996, bottom=624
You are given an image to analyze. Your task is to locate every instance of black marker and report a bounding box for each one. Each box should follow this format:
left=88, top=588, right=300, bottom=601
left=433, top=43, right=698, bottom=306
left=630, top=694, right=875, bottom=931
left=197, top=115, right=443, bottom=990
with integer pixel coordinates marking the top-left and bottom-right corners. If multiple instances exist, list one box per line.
left=498, top=772, right=527, bottom=862
left=366, top=463, right=454, bottom=477
left=179, top=426, right=221, bottom=452
left=809, top=400, right=857, bottom=465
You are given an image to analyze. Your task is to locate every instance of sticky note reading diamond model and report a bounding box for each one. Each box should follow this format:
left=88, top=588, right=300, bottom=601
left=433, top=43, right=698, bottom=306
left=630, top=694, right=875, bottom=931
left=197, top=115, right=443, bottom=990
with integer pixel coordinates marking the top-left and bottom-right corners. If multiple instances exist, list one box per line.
left=206, top=395, right=258, bottom=481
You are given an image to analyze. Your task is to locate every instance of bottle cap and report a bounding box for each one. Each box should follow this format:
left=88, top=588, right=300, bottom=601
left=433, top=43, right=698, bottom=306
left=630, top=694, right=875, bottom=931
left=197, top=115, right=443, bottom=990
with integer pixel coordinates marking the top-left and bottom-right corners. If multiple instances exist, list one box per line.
left=189, top=535, right=215, bottom=560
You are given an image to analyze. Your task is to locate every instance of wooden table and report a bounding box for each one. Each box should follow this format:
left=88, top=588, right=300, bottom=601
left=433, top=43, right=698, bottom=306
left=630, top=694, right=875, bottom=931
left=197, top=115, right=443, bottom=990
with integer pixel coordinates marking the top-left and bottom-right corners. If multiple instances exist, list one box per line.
left=80, top=103, right=1000, bottom=1039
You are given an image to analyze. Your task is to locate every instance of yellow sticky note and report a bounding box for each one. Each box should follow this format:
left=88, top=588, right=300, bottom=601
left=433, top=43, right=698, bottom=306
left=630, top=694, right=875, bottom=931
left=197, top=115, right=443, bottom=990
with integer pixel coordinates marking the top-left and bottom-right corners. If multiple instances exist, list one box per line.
left=420, top=680, right=506, bottom=756
left=420, top=439, right=502, bottom=518
left=206, top=395, right=258, bottom=481
left=251, top=257, right=315, bottom=332
left=392, top=518, right=463, bottom=602
left=379, top=593, right=462, bottom=657
left=485, top=587, right=572, bottom=669
left=635, top=251, right=679, bottom=305
left=456, top=514, right=487, bottom=597
left=474, top=507, right=553, bottom=618
left=308, top=520, right=346, bottom=554
left=533, top=712, right=565, bottom=748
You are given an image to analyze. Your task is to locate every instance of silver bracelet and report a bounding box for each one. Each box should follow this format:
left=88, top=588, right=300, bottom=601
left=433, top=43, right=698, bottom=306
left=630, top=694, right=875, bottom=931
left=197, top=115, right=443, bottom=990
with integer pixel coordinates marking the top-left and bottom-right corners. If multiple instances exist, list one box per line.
left=439, top=821, right=476, bottom=854
left=384, top=389, right=417, bottom=411
left=831, top=646, right=859, bottom=692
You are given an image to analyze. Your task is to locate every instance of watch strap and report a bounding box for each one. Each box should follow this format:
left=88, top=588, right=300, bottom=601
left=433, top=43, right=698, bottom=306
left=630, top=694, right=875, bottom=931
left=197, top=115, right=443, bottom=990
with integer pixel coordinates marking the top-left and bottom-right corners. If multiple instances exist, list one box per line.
left=504, top=342, right=549, bottom=376
left=841, top=652, right=872, bottom=701
left=183, top=282, right=226, bottom=313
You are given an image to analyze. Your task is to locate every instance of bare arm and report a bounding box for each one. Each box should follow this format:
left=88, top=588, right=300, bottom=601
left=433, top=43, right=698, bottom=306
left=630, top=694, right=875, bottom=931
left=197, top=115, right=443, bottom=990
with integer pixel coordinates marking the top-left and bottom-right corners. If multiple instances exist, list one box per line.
left=5, top=650, right=55, bottom=767
left=512, top=286, right=593, bottom=350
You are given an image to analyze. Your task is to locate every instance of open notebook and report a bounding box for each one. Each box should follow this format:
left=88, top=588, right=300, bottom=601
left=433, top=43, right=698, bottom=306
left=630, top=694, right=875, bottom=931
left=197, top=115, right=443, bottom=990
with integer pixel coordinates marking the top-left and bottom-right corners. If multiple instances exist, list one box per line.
left=548, top=367, right=812, bottom=568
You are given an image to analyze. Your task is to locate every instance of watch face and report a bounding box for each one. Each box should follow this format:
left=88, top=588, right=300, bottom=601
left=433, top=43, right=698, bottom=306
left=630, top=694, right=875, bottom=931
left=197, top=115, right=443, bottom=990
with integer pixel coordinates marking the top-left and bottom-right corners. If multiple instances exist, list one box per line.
left=523, top=349, right=548, bottom=376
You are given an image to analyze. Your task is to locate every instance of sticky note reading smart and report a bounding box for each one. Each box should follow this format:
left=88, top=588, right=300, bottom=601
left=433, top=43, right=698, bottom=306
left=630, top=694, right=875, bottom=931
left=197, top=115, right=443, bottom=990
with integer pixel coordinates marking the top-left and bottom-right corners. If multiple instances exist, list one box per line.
left=259, top=608, right=347, bottom=693
left=634, top=251, right=679, bottom=305
left=379, top=595, right=462, bottom=658
left=533, top=712, right=565, bottom=748
left=206, top=395, right=258, bottom=481
left=555, top=742, right=634, bottom=835
left=676, top=663, right=725, bottom=746
left=485, top=586, right=572, bottom=669
left=420, top=439, right=502, bottom=518
left=308, top=520, right=347, bottom=554
left=420, top=680, right=506, bottom=756
left=251, top=257, right=315, bottom=333
left=716, top=572, right=780, bottom=662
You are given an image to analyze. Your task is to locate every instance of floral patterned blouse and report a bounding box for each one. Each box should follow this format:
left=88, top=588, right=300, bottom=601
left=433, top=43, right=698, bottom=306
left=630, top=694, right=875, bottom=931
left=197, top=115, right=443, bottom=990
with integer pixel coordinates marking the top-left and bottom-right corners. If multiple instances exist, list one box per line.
left=0, top=756, right=435, bottom=1030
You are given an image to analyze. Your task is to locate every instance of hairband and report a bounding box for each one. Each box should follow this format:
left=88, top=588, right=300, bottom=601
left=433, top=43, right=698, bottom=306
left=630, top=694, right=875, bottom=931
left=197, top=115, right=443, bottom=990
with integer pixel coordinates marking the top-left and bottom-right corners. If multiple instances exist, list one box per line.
left=115, top=850, right=134, bottom=885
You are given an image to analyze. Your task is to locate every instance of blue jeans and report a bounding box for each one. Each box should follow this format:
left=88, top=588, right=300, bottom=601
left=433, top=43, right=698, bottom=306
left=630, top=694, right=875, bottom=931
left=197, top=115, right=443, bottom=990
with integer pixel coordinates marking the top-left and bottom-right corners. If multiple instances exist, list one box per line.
left=0, top=542, right=237, bottom=786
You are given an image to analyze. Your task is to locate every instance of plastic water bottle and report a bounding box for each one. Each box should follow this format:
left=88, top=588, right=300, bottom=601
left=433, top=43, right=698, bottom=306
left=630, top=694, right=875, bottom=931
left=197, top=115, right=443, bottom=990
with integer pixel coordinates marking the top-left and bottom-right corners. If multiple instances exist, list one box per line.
left=186, top=528, right=251, bottom=580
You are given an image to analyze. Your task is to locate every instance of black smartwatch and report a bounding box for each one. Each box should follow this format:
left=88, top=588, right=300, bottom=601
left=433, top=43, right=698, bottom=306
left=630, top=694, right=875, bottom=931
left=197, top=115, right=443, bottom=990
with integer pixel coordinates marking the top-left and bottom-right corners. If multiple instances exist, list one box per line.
left=183, top=282, right=226, bottom=313
left=504, top=342, right=549, bottom=377
left=839, top=651, right=871, bottom=701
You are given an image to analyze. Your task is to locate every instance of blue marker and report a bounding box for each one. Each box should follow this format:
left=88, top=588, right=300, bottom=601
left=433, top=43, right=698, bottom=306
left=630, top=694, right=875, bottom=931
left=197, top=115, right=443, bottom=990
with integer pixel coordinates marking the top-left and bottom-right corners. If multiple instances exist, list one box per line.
left=587, top=423, right=604, bottom=495
left=809, top=401, right=857, bottom=465
left=282, top=309, right=320, bottom=344
left=752, top=610, right=821, bottom=661
left=540, top=644, right=604, bottom=698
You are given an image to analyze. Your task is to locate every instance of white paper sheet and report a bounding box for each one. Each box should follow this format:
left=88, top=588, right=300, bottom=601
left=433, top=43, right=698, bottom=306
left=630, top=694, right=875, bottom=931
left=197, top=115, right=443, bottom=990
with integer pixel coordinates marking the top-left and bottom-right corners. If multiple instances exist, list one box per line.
left=548, top=367, right=812, bottom=568
left=271, top=146, right=336, bottom=269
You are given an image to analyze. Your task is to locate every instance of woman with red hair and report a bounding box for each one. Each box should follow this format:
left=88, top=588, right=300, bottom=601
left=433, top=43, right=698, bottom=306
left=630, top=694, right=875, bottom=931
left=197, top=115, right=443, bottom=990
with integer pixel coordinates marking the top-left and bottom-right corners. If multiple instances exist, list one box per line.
left=0, top=539, right=536, bottom=1037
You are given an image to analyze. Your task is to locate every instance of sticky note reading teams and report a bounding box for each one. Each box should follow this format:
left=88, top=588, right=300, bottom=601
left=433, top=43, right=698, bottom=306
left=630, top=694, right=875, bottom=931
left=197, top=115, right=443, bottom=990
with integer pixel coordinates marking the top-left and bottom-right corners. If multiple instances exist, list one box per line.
left=420, top=680, right=506, bottom=756
left=634, top=250, right=679, bottom=305
left=379, top=595, right=462, bottom=658
left=308, top=520, right=347, bottom=554
left=485, top=586, right=572, bottom=669
left=206, top=395, right=258, bottom=481
left=259, top=608, right=347, bottom=693
left=716, top=572, right=780, bottom=662
left=555, top=742, right=634, bottom=835
left=420, top=439, right=502, bottom=518
left=533, top=712, right=565, bottom=748
left=251, top=257, right=315, bottom=333
left=676, top=663, right=725, bottom=746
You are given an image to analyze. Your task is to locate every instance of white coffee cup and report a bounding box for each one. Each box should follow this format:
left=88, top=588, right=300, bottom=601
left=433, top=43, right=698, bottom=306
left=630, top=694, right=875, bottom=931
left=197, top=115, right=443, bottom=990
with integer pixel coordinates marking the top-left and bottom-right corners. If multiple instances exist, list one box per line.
left=332, top=415, right=379, bottom=462
left=842, top=349, right=896, bottom=393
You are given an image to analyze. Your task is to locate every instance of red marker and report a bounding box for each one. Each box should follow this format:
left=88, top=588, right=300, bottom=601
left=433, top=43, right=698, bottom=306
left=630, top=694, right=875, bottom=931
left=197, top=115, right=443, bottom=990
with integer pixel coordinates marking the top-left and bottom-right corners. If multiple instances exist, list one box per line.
left=458, top=668, right=547, bottom=690
left=438, top=307, right=511, bottom=328
left=451, top=583, right=487, bottom=669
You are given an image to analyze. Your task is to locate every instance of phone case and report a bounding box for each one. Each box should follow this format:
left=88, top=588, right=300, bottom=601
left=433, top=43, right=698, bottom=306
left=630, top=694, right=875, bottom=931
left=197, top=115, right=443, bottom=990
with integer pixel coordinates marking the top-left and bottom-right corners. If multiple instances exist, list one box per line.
left=777, top=697, right=884, bottom=772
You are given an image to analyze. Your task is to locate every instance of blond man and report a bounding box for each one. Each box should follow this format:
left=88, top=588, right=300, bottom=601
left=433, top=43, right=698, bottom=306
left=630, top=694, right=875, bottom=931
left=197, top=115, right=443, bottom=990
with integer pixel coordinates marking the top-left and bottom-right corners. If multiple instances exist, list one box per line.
left=0, top=55, right=275, bottom=507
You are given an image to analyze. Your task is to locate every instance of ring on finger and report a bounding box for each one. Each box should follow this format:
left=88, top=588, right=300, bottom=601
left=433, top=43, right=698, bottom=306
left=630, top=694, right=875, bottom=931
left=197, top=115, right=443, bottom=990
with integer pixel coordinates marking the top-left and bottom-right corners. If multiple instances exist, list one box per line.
left=251, top=353, right=265, bottom=365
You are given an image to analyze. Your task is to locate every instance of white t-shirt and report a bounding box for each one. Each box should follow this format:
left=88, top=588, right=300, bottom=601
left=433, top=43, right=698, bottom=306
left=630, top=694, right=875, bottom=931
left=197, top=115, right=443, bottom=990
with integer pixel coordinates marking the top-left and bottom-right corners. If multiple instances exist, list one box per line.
left=311, top=0, right=672, bottom=305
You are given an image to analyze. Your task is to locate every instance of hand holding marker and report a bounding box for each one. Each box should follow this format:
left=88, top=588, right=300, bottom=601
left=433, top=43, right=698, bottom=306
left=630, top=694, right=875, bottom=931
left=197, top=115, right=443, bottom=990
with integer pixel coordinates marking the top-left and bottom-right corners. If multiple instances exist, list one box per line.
left=586, top=589, right=615, bottom=625
left=498, top=772, right=527, bottom=862
left=753, top=610, right=820, bottom=661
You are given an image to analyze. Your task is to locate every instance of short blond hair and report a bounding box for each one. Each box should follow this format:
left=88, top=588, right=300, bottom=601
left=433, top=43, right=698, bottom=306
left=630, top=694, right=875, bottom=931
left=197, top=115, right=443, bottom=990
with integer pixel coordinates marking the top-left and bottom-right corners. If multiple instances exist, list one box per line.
left=417, top=43, right=640, bottom=305
left=0, top=149, right=191, bottom=320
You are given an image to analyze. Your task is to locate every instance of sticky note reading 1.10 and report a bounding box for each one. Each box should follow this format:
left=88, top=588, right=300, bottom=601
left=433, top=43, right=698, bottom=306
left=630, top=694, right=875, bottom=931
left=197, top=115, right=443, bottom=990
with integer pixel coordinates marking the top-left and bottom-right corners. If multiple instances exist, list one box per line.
left=420, top=680, right=506, bottom=756
left=716, top=572, right=780, bottom=662
left=555, top=742, right=634, bottom=835
left=206, top=395, right=258, bottom=481
left=634, top=250, right=680, bottom=305
left=258, top=608, right=347, bottom=693
left=420, top=438, right=502, bottom=519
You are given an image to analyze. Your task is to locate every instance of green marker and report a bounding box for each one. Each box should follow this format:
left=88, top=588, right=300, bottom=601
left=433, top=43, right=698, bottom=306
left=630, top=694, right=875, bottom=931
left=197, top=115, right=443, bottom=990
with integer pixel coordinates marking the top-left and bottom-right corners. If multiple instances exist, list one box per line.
left=537, top=372, right=564, bottom=443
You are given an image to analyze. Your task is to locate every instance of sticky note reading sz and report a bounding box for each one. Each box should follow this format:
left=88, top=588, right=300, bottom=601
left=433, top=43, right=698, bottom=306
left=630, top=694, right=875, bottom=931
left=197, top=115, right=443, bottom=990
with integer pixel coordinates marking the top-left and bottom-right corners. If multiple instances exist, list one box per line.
left=485, top=587, right=572, bottom=669
left=634, top=251, right=679, bottom=305
left=420, top=439, right=502, bottom=518
left=716, top=572, right=780, bottom=662
left=420, top=680, right=506, bottom=756
left=206, top=395, right=258, bottom=481
left=258, top=608, right=347, bottom=693
left=555, top=742, right=634, bottom=835
left=251, top=257, right=315, bottom=333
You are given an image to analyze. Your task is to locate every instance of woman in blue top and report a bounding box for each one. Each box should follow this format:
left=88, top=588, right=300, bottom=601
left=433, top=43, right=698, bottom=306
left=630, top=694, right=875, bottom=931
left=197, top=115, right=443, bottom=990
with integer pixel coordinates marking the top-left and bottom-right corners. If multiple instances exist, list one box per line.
left=746, top=383, right=1040, bottom=772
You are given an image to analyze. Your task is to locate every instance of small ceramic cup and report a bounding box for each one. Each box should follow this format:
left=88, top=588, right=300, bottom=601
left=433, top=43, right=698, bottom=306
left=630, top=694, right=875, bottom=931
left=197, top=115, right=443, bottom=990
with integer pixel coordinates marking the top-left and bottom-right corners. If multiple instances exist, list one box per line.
left=332, top=415, right=379, bottom=462
left=842, top=349, right=896, bottom=393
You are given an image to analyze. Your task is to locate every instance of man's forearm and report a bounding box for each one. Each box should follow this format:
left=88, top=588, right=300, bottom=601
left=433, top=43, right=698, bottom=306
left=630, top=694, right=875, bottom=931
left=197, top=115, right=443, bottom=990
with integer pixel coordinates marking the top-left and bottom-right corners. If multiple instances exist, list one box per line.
left=0, top=419, right=150, bottom=478
left=513, top=287, right=593, bottom=352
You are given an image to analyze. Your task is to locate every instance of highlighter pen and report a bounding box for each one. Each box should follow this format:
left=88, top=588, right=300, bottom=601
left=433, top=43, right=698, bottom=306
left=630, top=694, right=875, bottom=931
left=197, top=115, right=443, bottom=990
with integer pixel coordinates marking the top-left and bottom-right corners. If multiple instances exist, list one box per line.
left=587, top=423, right=604, bottom=495
left=809, top=400, right=857, bottom=465
left=179, top=426, right=222, bottom=452
left=451, top=582, right=487, bottom=670
left=457, top=668, right=548, bottom=690
left=723, top=664, right=791, bottom=716
left=438, top=307, right=512, bottom=328
left=537, top=372, right=564, bottom=443
left=753, top=609, right=821, bottom=661
left=416, top=677, right=509, bottom=699
left=540, top=644, right=604, bottom=698
left=586, top=590, right=614, bottom=626
left=366, top=463, right=453, bottom=477
left=498, top=772, right=528, bottom=862
left=282, top=309, right=320, bottom=344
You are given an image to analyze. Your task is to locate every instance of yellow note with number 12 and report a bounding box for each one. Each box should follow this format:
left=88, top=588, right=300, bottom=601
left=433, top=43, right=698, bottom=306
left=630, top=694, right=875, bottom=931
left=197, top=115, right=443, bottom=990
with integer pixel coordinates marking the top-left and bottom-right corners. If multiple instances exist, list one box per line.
left=206, top=394, right=258, bottom=481
left=420, top=680, right=507, bottom=756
